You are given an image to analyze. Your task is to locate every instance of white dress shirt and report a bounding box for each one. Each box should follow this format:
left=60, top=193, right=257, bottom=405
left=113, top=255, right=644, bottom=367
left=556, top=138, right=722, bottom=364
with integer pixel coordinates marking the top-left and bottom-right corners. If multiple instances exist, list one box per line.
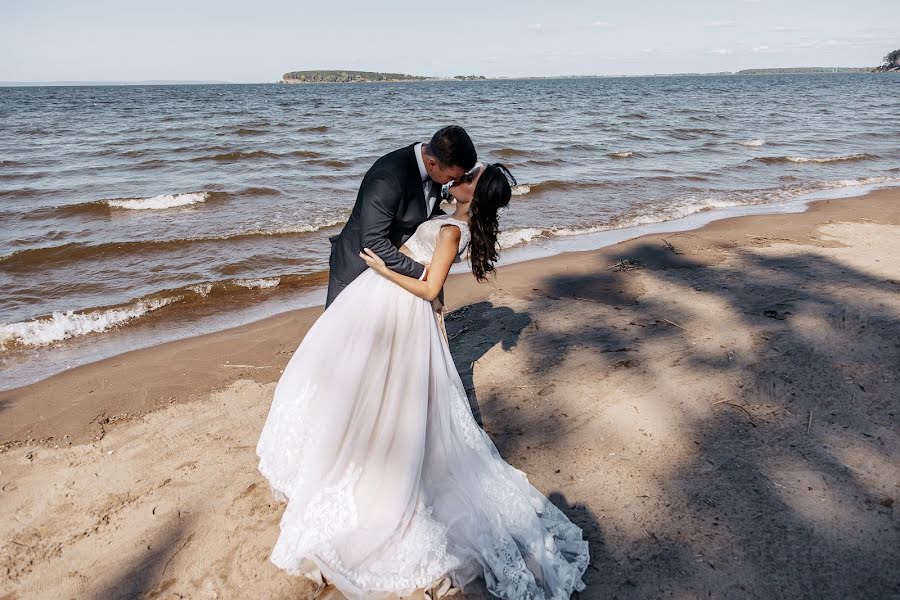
left=412, top=143, right=434, bottom=281
left=414, top=142, right=438, bottom=215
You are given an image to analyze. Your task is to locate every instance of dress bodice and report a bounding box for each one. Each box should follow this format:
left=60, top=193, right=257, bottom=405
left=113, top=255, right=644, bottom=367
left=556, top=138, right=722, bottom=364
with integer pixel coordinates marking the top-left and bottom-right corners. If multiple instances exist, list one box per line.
left=403, top=215, right=471, bottom=264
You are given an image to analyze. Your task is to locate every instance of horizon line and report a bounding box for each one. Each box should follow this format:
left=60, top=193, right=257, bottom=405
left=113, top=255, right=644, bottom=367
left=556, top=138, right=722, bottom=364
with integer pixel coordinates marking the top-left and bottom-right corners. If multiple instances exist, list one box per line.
left=0, top=67, right=880, bottom=87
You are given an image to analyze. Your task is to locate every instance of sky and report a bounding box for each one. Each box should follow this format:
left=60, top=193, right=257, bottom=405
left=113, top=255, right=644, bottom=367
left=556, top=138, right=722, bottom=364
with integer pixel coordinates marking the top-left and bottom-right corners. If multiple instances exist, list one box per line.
left=2, top=0, right=897, bottom=82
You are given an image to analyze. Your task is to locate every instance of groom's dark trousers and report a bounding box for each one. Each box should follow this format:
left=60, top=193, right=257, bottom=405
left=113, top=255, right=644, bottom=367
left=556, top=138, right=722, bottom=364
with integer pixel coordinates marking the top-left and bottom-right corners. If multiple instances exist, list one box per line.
left=326, top=144, right=442, bottom=308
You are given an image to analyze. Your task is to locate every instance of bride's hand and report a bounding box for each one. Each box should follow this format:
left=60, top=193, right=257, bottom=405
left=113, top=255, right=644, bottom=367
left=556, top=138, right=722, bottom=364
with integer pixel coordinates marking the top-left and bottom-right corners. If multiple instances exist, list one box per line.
left=359, top=248, right=388, bottom=275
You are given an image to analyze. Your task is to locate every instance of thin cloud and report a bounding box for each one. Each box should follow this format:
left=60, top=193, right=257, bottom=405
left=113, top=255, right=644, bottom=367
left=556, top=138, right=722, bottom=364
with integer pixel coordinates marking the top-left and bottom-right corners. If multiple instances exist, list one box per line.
left=591, top=21, right=613, bottom=28
left=785, top=40, right=819, bottom=49
left=705, top=20, right=737, bottom=28
left=783, top=34, right=890, bottom=51
left=528, top=23, right=544, bottom=33
left=771, top=25, right=801, bottom=31
left=708, top=48, right=735, bottom=55
left=538, top=49, right=587, bottom=58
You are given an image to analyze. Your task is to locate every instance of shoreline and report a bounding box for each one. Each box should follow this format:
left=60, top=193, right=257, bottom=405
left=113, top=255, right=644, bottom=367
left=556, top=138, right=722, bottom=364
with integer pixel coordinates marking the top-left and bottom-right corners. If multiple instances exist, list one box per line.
left=3, top=180, right=896, bottom=392
left=1, top=186, right=897, bottom=447
left=1, top=186, right=897, bottom=598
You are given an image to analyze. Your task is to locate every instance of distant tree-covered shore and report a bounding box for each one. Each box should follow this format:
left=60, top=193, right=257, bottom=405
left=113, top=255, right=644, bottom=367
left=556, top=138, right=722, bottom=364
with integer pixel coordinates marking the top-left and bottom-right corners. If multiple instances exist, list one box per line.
left=281, top=70, right=427, bottom=83
left=280, top=70, right=487, bottom=83
left=735, top=67, right=872, bottom=75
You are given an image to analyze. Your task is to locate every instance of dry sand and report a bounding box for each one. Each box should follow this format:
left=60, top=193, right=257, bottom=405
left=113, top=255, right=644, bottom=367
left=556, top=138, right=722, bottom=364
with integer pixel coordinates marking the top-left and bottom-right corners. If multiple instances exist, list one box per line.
left=1, top=189, right=898, bottom=599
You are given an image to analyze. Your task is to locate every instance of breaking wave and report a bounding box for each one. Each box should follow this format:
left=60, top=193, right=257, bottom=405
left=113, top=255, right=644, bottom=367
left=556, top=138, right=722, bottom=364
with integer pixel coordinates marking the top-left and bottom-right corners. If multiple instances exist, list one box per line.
left=755, top=153, right=875, bottom=164
left=0, top=274, right=325, bottom=350
left=106, top=192, right=210, bottom=210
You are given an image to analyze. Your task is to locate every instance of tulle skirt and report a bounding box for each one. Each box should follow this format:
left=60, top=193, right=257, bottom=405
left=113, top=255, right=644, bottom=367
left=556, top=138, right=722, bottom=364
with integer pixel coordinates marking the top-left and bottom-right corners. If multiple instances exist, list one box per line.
left=256, top=269, right=589, bottom=599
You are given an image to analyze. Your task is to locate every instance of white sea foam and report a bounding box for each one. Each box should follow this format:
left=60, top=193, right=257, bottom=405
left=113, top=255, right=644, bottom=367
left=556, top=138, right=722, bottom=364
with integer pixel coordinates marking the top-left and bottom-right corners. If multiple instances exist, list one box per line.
left=188, top=283, right=214, bottom=297
left=513, top=177, right=900, bottom=244
left=243, top=214, right=349, bottom=236
left=106, top=192, right=209, bottom=210
left=608, top=151, right=637, bottom=158
left=738, top=138, right=766, bottom=147
left=511, top=184, right=531, bottom=196
left=498, top=227, right=545, bottom=248
left=822, top=175, right=900, bottom=188
left=784, top=153, right=869, bottom=163
left=0, top=296, right=182, bottom=349
left=551, top=197, right=746, bottom=238
left=234, top=277, right=281, bottom=289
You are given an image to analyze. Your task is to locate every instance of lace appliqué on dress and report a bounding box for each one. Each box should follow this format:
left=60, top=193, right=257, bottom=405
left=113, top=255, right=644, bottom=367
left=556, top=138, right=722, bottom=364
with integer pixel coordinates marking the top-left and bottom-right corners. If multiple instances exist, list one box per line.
left=447, top=386, right=590, bottom=600
left=271, top=462, right=362, bottom=571
left=320, top=500, right=462, bottom=594
left=448, top=383, right=490, bottom=452
left=256, top=380, right=317, bottom=502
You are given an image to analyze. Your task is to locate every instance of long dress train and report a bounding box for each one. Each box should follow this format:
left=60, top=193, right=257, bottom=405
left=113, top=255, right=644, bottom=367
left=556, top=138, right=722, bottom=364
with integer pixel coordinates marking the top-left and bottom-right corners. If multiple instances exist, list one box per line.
left=256, top=215, right=589, bottom=599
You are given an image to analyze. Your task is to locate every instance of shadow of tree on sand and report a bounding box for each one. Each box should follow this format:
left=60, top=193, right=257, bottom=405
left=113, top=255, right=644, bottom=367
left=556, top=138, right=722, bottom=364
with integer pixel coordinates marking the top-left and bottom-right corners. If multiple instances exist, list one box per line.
left=447, top=241, right=899, bottom=599
left=89, top=514, right=196, bottom=599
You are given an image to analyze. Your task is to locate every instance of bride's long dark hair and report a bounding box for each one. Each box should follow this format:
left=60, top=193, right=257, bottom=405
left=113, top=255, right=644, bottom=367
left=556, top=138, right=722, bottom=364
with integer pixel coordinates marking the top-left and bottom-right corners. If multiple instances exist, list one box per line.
left=469, top=163, right=516, bottom=282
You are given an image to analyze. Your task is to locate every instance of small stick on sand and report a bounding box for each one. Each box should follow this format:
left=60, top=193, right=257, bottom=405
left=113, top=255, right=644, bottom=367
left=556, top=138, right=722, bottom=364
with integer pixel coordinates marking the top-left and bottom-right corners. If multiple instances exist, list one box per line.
left=611, top=259, right=640, bottom=272
left=662, top=239, right=682, bottom=255
left=663, top=318, right=686, bottom=330
left=807, top=410, right=813, bottom=435
left=747, top=235, right=799, bottom=243
left=713, top=400, right=756, bottom=426
left=448, top=326, right=469, bottom=341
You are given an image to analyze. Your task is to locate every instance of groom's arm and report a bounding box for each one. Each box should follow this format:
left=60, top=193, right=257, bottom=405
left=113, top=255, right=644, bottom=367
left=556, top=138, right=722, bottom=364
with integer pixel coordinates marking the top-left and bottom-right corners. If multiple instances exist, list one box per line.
left=359, top=171, right=426, bottom=280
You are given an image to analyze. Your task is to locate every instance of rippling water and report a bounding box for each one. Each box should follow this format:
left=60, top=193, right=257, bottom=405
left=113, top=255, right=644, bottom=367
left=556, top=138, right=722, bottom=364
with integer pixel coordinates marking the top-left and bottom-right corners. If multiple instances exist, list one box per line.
left=1, top=74, right=898, bottom=386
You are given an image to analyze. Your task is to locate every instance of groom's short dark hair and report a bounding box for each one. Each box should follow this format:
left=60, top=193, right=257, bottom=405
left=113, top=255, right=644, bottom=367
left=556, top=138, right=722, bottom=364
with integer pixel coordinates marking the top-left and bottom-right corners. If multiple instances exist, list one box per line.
left=426, top=126, right=477, bottom=170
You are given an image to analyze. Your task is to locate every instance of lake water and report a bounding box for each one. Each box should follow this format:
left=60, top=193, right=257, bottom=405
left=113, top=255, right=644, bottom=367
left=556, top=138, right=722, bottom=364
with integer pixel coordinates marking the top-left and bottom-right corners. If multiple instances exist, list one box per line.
left=1, top=74, right=898, bottom=388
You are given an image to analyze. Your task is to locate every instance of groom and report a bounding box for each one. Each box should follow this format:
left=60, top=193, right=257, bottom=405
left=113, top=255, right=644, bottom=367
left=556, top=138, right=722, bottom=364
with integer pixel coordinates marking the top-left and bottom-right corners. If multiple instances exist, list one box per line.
left=326, top=125, right=477, bottom=307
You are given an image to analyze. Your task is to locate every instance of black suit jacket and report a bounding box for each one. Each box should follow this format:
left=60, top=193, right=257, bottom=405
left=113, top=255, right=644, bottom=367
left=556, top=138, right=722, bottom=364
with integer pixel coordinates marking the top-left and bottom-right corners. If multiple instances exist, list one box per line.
left=326, top=144, right=443, bottom=307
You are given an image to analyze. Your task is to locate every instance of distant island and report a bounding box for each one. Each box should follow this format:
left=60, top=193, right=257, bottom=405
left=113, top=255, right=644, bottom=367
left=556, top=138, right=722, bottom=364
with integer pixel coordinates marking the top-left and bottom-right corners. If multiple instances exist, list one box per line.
left=281, top=70, right=425, bottom=83
left=279, top=70, right=486, bottom=83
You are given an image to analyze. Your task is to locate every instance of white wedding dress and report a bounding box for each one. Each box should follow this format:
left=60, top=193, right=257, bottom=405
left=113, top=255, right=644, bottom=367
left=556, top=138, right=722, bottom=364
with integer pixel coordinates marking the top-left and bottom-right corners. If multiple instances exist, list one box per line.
left=256, top=214, right=589, bottom=599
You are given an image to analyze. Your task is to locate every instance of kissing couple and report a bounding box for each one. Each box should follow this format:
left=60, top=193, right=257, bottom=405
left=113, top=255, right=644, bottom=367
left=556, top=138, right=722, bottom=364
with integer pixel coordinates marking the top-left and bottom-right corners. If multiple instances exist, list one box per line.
left=257, top=126, right=589, bottom=599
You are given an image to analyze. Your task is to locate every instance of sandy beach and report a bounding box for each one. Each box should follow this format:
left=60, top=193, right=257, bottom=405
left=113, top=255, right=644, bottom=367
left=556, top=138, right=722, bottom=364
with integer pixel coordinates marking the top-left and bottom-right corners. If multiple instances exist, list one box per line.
left=1, top=188, right=898, bottom=599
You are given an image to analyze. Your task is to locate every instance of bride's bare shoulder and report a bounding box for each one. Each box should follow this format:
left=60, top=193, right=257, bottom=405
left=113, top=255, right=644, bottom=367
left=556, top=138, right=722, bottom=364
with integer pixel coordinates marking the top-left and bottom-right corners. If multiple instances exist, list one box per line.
left=437, top=223, right=462, bottom=242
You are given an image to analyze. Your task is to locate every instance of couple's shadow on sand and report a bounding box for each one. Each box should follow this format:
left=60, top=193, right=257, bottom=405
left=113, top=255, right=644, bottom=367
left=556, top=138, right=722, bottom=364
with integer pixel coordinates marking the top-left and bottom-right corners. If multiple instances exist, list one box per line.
left=445, top=301, right=605, bottom=599
left=444, top=300, right=528, bottom=428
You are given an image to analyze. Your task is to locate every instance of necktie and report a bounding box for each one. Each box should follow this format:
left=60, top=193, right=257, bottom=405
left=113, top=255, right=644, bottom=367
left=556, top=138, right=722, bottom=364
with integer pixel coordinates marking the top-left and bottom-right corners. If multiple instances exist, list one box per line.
left=423, top=178, right=433, bottom=212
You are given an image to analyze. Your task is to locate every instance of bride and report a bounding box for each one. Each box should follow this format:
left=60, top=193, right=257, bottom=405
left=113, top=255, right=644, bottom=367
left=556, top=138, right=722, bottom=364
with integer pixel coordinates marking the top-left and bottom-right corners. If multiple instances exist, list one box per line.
left=256, top=163, right=589, bottom=599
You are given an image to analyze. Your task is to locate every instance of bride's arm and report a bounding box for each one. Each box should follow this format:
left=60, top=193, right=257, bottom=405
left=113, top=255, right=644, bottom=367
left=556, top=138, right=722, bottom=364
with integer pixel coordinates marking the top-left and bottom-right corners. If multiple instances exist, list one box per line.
left=360, top=226, right=461, bottom=302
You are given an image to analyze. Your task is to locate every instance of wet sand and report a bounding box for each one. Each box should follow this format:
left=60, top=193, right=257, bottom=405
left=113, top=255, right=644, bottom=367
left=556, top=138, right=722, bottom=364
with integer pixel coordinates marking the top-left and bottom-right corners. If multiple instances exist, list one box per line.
left=1, top=188, right=898, bottom=599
